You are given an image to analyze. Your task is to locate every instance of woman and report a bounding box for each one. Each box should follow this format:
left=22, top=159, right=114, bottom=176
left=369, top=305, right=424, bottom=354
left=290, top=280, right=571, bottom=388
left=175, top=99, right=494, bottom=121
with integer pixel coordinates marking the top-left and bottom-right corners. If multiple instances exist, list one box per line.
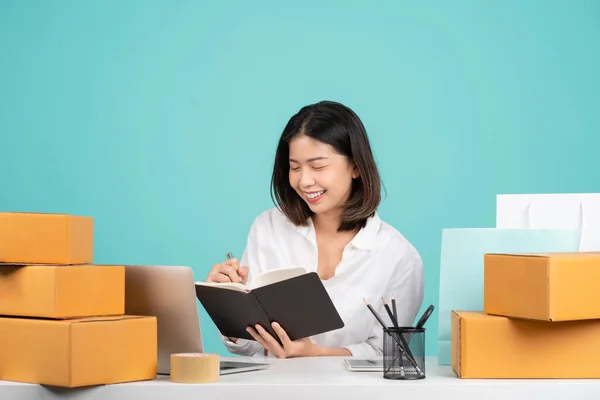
left=206, top=100, right=424, bottom=359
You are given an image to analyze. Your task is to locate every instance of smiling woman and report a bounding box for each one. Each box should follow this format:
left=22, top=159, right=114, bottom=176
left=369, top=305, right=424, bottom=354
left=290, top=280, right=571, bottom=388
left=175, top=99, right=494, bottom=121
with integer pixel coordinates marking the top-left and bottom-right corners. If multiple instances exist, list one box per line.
left=205, top=101, right=424, bottom=359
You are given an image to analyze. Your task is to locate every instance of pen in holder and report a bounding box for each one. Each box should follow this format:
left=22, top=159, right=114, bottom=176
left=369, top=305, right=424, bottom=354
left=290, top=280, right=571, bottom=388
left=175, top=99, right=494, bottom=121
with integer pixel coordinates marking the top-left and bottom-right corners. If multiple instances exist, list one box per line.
left=383, top=326, right=426, bottom=380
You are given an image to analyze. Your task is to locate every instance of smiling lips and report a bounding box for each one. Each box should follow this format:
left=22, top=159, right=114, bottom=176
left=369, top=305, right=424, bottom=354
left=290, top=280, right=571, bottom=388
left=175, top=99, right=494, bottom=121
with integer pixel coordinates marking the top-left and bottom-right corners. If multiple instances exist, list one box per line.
left=305, top=190, right=325, bottom=203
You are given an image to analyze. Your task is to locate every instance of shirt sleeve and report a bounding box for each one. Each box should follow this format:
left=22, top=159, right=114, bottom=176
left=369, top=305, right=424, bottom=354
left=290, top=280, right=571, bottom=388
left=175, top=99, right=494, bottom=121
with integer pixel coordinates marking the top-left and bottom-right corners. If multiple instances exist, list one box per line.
left=219, top=333, right=264, bottom=357
left=343, top=247, right=424, bottom=358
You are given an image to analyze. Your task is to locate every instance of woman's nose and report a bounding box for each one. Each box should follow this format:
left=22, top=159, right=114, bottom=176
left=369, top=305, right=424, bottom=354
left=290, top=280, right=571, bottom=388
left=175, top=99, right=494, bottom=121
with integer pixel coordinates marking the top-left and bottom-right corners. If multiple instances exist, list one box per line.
left=298, top=169, right=316, bottom=187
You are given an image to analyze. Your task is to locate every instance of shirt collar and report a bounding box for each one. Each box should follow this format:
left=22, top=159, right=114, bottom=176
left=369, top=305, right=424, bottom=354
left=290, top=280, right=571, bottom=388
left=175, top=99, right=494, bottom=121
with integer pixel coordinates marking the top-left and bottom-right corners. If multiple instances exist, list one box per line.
left=296, top=217, right=315, bottom=243
left=350, top=212, right=381, bottom=250
left=296, top=212, right=381, bottom=251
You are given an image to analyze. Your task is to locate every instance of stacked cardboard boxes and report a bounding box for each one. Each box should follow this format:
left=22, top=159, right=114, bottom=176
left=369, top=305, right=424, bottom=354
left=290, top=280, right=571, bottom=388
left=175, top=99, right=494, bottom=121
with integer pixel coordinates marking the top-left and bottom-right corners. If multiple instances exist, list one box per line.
left=452, top=252, right=600, bottom=378
left=0, top=212, right=157, bottom=387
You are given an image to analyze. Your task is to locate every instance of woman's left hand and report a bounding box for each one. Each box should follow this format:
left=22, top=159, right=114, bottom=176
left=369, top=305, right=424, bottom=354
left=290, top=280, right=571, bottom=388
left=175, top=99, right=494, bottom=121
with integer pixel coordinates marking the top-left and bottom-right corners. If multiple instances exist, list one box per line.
left=246, top=322, right=317, bottom=358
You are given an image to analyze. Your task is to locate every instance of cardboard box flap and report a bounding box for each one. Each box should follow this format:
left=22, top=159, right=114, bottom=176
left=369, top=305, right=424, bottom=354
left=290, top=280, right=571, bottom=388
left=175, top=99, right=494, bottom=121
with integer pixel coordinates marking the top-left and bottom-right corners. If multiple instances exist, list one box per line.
left=452, top=311, right=488, bottom=319
left=486, top=252, right=600, bottom=259
left=486, top=252, right=551, bottom=258
left=65, top=315, right=149, bottom=324
left=0, top=263, right=120, bottom=268
left=451, top=311, right=462, bottom=377
left=0, top=212, right=73, bottom=216
left=452, top=310, right=491, bottom=378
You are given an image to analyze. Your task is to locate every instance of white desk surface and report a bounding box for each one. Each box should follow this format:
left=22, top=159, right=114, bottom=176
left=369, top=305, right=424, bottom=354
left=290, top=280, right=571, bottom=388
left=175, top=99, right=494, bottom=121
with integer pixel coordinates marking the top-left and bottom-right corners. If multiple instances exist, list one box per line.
left=1, top=356, right=599, bottom=400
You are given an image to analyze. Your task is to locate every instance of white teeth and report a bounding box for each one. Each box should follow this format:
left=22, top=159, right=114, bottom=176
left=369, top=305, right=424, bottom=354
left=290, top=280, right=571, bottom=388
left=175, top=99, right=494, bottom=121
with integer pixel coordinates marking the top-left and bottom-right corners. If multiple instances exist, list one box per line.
left=307, top=191, right=324, bottom=199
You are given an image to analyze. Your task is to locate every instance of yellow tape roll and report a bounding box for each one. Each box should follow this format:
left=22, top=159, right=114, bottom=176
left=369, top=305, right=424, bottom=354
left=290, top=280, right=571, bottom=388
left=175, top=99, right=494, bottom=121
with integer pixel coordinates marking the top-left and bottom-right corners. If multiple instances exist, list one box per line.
left=170, top=353, right=220, bottom=383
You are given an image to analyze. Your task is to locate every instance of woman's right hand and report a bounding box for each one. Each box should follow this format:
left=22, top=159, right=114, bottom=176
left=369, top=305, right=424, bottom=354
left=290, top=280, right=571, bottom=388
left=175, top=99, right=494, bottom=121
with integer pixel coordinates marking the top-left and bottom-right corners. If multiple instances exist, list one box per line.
left=206, top=257, right=249, bottom=284
left=206, top=258, right=248, bottom=285
left=207, top=257, right=249, bottom=343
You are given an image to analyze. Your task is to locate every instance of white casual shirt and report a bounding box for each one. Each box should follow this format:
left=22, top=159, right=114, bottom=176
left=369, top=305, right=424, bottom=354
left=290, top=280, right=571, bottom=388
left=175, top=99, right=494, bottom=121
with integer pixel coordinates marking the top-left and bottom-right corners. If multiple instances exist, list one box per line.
left=221, top=207, right=424, bottom=358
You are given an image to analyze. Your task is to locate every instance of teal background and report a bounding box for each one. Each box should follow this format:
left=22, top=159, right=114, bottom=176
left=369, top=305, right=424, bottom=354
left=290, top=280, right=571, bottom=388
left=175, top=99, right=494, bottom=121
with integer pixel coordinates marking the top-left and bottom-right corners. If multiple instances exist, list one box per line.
left=1, top=1, right=599, bottom=357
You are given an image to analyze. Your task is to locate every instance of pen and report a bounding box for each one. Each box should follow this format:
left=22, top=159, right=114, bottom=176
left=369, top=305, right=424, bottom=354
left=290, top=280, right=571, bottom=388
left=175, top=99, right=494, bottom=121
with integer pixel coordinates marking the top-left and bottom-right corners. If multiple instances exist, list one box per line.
left=382, top=298, right=399, bottom=328
left=415, top=304, right=435, bottom=329
left=363, top=298, right=387, bottom=328
left=226, top=252, right=234, bottom=260
left=382, top=298, right=421, bottom=372
left=405, top=304, right=435, bottom=348
left=363, top=299, right=422, bottom=375
left=391, top=294, right=398, bottom=326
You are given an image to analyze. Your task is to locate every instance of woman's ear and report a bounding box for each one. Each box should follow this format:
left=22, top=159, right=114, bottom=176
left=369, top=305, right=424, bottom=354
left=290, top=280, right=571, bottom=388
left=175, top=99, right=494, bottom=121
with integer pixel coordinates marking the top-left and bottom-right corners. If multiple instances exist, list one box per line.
left=351, top=163, right=360, bottom=179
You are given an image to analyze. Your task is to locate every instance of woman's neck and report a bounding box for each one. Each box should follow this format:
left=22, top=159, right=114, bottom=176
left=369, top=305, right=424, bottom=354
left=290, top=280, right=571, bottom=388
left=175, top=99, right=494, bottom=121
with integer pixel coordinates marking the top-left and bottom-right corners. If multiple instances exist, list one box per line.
left=312, top=211, right=342, bottom=236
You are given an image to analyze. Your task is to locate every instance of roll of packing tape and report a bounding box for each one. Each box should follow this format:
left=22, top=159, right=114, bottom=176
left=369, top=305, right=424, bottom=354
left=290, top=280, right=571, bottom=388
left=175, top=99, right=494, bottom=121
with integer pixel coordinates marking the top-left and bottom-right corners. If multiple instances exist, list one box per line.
left=170, top=353, right=220, bottom=383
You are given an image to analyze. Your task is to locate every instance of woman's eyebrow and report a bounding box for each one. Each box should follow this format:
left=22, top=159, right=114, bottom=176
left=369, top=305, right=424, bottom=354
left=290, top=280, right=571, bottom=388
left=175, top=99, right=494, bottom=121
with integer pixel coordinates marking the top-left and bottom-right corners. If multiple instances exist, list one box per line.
left=289, top=156, right=329, bottom=163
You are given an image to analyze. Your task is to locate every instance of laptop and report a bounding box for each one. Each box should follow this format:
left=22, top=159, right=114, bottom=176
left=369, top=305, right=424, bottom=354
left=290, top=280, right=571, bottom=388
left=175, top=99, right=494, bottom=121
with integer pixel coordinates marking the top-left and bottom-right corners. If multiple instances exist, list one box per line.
left=124, top=265, right=269, bottom=375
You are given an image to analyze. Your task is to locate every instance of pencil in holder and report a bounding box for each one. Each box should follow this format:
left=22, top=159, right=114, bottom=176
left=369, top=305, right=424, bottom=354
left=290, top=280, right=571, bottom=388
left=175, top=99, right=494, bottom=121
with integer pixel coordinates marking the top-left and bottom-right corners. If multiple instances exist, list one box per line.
left=382, top=327, right=426, bottom=380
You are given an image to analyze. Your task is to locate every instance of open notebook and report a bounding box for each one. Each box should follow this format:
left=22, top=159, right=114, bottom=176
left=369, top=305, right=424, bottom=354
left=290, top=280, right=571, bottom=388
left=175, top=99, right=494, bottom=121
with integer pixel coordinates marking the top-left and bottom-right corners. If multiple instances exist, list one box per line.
left=195, top=267, right=344, bottom=343
left=195, top=267, right=307, bottom=292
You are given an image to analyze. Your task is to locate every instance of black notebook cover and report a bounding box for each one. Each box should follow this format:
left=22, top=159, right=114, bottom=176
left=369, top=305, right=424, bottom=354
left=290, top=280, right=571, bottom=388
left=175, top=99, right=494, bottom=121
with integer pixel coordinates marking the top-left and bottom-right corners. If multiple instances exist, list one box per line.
left=195, top=272, right=345, bottom=343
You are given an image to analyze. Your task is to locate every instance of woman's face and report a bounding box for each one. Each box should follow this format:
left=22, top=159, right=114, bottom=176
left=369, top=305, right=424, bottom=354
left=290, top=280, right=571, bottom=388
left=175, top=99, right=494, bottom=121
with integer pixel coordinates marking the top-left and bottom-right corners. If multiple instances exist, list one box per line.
left=288, top=135, right=358, bottom=218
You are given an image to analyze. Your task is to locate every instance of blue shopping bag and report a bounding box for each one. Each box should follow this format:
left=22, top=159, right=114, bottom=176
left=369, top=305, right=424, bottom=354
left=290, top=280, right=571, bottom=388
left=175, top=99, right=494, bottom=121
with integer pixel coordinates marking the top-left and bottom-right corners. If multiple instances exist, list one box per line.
left=437, top=228, right=579, bottom=365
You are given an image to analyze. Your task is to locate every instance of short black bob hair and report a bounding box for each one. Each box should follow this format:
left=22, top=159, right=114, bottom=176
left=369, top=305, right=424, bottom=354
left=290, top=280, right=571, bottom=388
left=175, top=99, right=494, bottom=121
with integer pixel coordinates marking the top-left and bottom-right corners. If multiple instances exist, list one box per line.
left=270, top=100, right=381, bottom=232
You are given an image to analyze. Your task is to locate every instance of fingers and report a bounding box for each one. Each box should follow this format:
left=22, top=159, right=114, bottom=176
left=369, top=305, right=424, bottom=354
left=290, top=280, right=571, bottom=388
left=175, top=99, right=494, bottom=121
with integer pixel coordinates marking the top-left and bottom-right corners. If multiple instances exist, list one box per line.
left=223, top=259, right=244, bottom=283
left=271, top=322, right=291, bottom=345
left=246, top=326, right=274, bottom=355
left=221, top=265, right=242, bottom=283
left=207, top=268, right=233, bottom=283
left=238, top=266, right=249, bottom=283
left=224, top=257, right=239, bottom=266
left=206, top=259, right=244, bottom=283
left=254, top=324, right=284, bottom=358
left=207, top=272, right=232, bottom=283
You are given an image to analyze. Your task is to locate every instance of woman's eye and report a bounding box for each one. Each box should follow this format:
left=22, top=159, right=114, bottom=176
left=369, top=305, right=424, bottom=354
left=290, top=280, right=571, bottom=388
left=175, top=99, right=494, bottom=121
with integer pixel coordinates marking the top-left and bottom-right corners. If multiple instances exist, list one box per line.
left=290, top=166, right=300, bottom=172
left=312, top=165, right=326, bottom=170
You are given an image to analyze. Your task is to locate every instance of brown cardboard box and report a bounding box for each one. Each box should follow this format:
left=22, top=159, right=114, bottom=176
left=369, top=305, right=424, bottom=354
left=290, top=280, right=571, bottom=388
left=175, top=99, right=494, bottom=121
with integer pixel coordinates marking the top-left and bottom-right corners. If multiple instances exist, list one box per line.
left=0, top=315, right=157, bottom=387
left=0, top=212, right=93, bottom=264
left=451, top=311, right=600, bottom=378
left=0, top=264, right=124, bottom=318
left=484, top=252, right=600, bottom=321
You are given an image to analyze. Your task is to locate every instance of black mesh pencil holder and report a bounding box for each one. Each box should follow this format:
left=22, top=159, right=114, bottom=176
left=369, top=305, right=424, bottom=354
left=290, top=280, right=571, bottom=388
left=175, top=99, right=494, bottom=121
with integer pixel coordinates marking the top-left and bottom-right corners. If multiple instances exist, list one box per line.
left=382, top=327, right=426, bottom=380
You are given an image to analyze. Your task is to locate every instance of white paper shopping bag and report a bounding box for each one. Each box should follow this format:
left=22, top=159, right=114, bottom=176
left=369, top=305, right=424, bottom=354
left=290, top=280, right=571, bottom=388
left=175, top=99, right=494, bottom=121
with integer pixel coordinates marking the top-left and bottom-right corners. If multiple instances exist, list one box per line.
left=496, top=193, right=600, bottom=251
left=436, top=228, right=580, bottom=365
